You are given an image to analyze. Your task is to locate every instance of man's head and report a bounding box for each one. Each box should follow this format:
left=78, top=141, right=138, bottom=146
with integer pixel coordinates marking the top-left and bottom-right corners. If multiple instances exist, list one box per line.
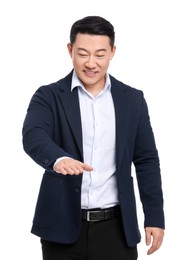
left=67, top=16, right=116, bottom=93
left=70, top=16, right=115, bottom=49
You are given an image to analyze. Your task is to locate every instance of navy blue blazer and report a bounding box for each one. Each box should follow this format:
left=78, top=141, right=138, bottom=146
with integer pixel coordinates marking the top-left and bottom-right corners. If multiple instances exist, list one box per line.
left=22, top=70, right=164, bottom=247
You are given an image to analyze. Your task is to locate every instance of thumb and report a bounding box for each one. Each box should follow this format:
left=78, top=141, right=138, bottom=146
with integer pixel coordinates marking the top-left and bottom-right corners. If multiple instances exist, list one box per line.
left=145, top=228, right=152, bottom=246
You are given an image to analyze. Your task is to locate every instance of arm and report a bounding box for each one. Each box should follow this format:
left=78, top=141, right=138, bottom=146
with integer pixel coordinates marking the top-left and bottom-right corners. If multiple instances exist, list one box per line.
left=22, top=86, right=69, bottom=170
left=22, top=86, right=92, bottom=174
left=133, top=94, right=165, bottom=254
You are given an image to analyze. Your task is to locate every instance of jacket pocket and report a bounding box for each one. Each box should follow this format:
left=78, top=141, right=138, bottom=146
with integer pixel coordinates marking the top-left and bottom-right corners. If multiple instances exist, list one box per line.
left=32, top=173, right=62, bottom=228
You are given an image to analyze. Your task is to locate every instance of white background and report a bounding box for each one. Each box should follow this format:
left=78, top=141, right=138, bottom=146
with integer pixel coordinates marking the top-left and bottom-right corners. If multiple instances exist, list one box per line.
left=0, top=0, right=189, bottom=259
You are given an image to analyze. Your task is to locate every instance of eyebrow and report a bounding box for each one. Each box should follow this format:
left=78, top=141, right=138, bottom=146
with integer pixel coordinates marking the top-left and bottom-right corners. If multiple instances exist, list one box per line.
left=77, top=48, right=107, bottom=52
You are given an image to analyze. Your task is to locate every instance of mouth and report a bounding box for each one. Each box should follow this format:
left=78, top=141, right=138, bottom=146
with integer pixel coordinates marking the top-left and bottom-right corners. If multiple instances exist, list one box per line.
left=84, top=70, right=97, bottom=77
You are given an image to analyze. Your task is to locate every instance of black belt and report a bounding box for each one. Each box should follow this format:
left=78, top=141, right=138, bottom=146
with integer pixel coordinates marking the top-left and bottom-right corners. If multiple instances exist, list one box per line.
left=81, top=205, right=120, bottom=222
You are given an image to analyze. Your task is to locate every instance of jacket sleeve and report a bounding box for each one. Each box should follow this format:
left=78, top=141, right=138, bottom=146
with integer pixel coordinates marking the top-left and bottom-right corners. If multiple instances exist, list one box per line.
left=133, top=94, right=165, bottom=229
left=22, top=86, right=72, bottom=170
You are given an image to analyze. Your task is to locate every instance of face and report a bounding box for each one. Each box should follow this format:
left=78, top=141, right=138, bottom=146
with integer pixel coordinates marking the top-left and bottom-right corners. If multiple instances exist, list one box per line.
left=67, top=33, right=116, bottom=92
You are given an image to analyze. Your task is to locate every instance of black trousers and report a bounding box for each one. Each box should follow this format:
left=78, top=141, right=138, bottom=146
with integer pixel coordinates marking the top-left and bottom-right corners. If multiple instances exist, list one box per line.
left=41, top=215, right=138, bottom=260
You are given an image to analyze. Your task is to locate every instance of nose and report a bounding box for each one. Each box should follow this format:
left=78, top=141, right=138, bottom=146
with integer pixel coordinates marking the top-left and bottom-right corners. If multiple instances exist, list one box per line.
left=85, top=56, right=96, bottom=68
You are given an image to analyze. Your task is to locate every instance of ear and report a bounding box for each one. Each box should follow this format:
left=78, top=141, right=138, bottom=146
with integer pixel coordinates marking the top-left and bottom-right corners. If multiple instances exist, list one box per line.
left=110, top=45, right=116, bottom=60
left=67, top=43, right=73, bottom=57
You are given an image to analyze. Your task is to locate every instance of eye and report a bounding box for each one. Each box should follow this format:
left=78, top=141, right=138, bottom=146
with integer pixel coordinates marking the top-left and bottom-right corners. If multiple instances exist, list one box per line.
left=78, top=53, right=88, bottom=57
left=96, top=51, right=106, bottom=58
left=96, top=55, right=105, bottom=58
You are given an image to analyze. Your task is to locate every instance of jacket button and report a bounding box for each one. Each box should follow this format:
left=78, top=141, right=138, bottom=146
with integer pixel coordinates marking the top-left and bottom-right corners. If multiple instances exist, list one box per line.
left=75, top=188, right=80, bottom=193
left=43, top=159, right=49, bottom=165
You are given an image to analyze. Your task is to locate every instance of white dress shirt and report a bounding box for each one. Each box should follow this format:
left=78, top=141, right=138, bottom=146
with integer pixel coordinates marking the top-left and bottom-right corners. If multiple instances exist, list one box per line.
left=72, top=71, right=119, bottom=209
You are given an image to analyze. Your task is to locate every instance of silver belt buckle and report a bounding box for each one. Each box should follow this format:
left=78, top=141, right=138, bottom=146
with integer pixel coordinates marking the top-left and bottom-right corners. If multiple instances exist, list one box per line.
left=87, top=210, right=101, bottom=221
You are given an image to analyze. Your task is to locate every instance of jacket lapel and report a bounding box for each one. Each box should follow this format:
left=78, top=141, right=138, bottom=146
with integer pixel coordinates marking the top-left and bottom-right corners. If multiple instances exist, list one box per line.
left=59, top=73, right=83, bottom=159
left=111, top=76, right=131, bottom=170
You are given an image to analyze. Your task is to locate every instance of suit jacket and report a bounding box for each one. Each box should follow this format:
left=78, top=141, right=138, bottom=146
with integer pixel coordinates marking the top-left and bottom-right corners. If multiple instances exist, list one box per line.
left=22, top=70, right=164, bottom=247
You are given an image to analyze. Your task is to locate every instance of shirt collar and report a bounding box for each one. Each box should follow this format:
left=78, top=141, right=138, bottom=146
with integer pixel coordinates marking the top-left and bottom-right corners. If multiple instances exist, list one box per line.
left=71, top=70, right=111, bottom=92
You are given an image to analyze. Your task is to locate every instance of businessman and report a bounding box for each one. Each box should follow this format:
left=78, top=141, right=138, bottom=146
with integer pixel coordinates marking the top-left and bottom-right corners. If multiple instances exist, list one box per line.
left=22, top=15, right=165, bottom=260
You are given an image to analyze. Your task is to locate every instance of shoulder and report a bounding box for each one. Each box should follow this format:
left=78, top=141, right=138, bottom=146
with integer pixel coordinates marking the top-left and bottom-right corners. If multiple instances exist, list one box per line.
left=109, top=74, right=144, bottom=99
left=29, top=71, right=73, bottom=106
left=37, top=70, right=73, bottom=94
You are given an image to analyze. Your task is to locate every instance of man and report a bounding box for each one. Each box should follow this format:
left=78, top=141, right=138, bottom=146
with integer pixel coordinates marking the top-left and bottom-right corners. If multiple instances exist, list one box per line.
left=22, top=16, right=165, bottom=260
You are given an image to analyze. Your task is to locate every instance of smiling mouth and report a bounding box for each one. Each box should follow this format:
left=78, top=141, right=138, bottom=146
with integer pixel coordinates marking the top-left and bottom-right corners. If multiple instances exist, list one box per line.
left=84, top=70, right=97, bottom=77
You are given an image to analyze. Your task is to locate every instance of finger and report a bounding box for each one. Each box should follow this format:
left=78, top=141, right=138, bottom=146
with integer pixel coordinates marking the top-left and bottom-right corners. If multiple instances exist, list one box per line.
left=145, top=230, right=152, bottom=246
left=82, top=163, right=93, bottom=171
left=65, top=168, right=75, bottom=175
left=64, top=164, right=93, bottom=175
left=62, top=165, right=83, bottom=175
left=147, top=236, right=163, bottom=255
left=66, top=167, right=82, bottom=175
left=69, top=167, right=81, bottom=175
left=70, top=162, right=93, bottom=172
left=147, top=242, right=159, bottom=255
left=61, top=168, right=68, bottom=175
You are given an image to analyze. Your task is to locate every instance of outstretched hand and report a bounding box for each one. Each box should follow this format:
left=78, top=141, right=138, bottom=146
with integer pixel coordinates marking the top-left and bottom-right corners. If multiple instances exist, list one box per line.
left=54, top=158, right=93, bottom=175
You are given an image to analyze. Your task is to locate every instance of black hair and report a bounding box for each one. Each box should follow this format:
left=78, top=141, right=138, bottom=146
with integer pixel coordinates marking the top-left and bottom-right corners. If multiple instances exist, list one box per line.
left=70, top=16, right=115, bottom=47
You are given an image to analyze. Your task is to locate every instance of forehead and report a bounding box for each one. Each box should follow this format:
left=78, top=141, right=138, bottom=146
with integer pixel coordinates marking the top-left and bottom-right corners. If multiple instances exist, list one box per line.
left=73, top=33, right=111, bottom=50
